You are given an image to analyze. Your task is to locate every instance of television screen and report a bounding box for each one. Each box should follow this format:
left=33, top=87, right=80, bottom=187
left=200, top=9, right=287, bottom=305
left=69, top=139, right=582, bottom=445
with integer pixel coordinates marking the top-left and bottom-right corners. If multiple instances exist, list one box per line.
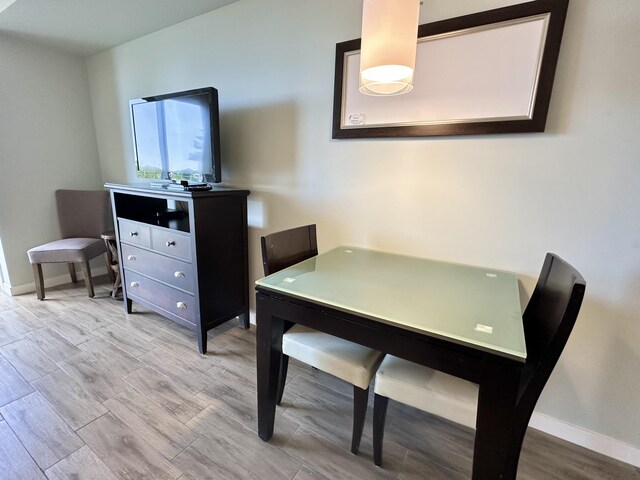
left=130, top=87, right=221, bottom=183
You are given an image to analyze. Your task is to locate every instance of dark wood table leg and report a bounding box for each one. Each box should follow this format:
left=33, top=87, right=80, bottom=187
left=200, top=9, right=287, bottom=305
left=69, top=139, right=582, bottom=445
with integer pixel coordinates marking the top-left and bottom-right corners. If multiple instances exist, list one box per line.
left=256, top=294, right=285, bottom=441
left=472, top=367, right=521, bottom=480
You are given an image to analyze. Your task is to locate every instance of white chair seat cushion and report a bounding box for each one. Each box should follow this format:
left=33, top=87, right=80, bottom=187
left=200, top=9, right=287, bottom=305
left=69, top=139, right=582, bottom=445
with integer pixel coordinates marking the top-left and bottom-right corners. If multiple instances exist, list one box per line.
left=27, top=238, right=106, bottom=264
left=283, top=325, right=384, bottom=390
left=374, top=355, right=479, bottom=429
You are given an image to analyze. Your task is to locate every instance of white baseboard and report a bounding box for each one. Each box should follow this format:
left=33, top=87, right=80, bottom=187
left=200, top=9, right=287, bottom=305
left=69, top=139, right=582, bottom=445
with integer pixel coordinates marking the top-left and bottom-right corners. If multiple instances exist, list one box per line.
left=7, top=266, right=108, bottom=296
left=530, top=412, right=640, bottom=468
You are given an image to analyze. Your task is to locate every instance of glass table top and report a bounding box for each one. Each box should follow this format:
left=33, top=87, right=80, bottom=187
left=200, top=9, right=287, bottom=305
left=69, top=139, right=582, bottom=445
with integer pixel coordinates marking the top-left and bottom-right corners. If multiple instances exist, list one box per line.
left=256, top=246, right=526, bottom=362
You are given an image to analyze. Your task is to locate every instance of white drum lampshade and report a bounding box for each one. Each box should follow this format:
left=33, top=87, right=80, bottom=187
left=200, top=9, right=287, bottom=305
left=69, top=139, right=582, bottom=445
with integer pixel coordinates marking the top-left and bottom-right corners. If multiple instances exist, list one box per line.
left=359, top=0, right=421, bottom=96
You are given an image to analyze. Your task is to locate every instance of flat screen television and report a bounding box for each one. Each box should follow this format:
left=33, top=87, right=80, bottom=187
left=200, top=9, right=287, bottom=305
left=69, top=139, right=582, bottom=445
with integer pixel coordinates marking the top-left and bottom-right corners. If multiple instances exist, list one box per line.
left=130, top=87, right=221, bottom=183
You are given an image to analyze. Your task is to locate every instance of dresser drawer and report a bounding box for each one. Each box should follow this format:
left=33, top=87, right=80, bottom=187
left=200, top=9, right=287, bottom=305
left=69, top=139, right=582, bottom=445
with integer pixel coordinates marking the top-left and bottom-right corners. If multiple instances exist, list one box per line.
left=124, top=271, right=195, bottom=324
left=121, top=244, right=195, bottom=294
left=118, top=219, right=151, bottom=248
left=150, top=227, right=191, bottom=261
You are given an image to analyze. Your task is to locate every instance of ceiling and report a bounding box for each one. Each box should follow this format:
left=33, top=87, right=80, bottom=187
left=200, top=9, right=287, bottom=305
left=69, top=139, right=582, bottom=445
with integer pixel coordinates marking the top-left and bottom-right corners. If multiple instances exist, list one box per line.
left=0, top=0, right=240, bottom=57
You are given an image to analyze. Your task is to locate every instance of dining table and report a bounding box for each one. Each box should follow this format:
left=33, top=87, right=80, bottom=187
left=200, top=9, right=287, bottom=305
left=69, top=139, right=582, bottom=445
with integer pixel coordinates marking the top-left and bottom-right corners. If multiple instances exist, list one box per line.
left=255, top=246, right=527, bottom=480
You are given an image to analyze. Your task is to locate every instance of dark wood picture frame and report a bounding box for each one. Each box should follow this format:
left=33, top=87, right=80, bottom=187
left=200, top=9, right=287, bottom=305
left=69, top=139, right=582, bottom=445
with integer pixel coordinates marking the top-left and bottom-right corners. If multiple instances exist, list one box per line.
left=332, top=0, right=569, bottom=139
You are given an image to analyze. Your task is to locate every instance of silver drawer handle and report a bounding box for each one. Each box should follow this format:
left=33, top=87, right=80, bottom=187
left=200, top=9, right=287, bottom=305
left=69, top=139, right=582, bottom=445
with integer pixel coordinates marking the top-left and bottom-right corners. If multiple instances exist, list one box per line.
left=127, top=255, right=136, bottom=261
left=174, top=271, right=185, bottom=278
left=130, top=281, right=139, bottom=288
left=176, top=302, right=187, bottom=309
left=166, top=240, right=176, bottom=247
left=129, top=231, right=138, bottom=237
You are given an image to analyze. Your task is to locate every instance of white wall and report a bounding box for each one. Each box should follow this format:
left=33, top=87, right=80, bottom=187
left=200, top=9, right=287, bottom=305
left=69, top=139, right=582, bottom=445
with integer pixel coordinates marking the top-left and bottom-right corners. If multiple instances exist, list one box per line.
left=0, top=34, right=103, bottom=289
left=86, top=0, right=640, bottom=456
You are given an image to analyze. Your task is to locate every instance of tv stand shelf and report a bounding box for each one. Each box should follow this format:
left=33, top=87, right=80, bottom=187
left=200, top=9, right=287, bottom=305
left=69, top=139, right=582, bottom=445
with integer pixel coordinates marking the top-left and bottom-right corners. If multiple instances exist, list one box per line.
left=105, top=183, right=250, bottom=354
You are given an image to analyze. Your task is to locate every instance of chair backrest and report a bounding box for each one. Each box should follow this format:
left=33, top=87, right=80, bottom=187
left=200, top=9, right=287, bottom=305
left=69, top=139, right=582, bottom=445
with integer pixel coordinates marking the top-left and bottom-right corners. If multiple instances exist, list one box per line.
left=56, top=190, right=112, bottom=239
left=261, top=225, right=318, bottom=276
left=518, top=253, right=586, bottom=409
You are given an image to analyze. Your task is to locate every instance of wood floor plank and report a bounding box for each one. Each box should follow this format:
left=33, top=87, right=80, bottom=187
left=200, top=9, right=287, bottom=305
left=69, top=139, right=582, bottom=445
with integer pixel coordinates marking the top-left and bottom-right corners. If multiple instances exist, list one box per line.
left=203, top=329, right=243, bottom=353
left=292, top=465, right=333, bottom=480
left=282, top=374, right=356, bottom=449
left=0, top=392, right=84, bottom=469
left=26, top=327, right=82, bottom=362
left=213, top=342, right=258, bottom=370
left=60, top=305, right=113, bottom=331
left=0, top=311, right=24, bottom=346
left=13, top=295, right=66, bottom=318
left=517, top=428, right=639, bottom=480
left=199, top=362, right=299, bottom=444
left=44, top=445, right=119, bottom=480
left=104, top=386, right=198, bottom=460
left=399, top=451, right=466, bottom=480
left=184, top=428, right=302, bottom=480
left=94, top=322, right=156, bottom=357
left=0, top=354, right=34, bottom=406
left=33, top=370, right=108, bottom=430
left=139, top=310, right=200, bottom=344
left=0, top=292, right=18, bottom=311
left=172, top=444, right=260, bottom=480
left=77, top=336, right=144, bottom=377
left=102, top=309, right=160, bottom=340
left=87, top=296, right=131, bottom=317
left=59, top=353, right=128, bottom=403
left=283, top=427, right=394, bottom=480
left=0, top=307, right=45, bottom=334
left=358, top=418, right=409, bottom=477
left=46, top=313, right=94, bottom=345
left=206, top=317, right=236, bottom=339
left=151, top=327, right=223, bottom=372
left=78, top=412, right=182, bottom=480
left=285, top=361, right=355, bottom=399
left=0, top=338, right=59, bottom=381
left=381, top=400, right=475, bottom=478
left=124, top=366, right=209, bottom=424
left=206, top=324, right=256, bottom=354
left=144, top=312, right=197, bottom=346
left=139, top=347, right=218, bottom=394
left=199, top=366, right=257, bottom=414
left=0, top=420, right=47, bottom=480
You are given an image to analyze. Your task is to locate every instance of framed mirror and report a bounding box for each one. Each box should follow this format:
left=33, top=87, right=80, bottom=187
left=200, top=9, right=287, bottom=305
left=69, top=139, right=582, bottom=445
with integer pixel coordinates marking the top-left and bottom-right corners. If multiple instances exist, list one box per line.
left=332, top=0, right=569, bottom=139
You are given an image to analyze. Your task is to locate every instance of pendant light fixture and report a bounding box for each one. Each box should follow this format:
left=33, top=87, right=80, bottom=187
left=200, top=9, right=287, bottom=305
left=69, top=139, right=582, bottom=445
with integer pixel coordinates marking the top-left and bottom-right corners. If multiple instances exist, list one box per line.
left=359, top=0, right=421, bottom=96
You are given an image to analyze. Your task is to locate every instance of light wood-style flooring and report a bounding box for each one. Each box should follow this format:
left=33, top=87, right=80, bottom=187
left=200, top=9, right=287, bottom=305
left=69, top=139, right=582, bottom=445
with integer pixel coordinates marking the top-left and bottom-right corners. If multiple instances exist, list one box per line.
left=0, top=278, right=637, bottom=479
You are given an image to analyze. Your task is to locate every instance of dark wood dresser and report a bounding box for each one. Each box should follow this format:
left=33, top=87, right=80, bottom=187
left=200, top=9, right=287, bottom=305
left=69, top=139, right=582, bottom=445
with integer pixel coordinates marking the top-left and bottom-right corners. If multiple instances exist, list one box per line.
left=105, top=183, right=250, bottom=353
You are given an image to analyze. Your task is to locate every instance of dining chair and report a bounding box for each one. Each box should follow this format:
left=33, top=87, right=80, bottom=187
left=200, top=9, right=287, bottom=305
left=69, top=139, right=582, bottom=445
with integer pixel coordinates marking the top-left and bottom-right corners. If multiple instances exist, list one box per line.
left=372, top=253, right=586, bottom=475
left=27, top=190, right=112, bottom=300
left=261, top=225, right=384, bottom=454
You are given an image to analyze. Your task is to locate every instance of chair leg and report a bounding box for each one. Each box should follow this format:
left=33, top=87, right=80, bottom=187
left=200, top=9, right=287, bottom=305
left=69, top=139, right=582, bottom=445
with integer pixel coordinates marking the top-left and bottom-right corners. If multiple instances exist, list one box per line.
left=80, top=261, right=94, bottom=298
left=32, top=264, right=45, bottom=300
left=351, top=386, right=369, bottom=455
left=104, top=252, right=115, bottom=283
left=276, top=354, right=289, bottom=405
left=111, top=265, right=121, bottom=298
left=68, top=263, right=77, bottom=283
left=373, top=393, right=389, bottom=466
